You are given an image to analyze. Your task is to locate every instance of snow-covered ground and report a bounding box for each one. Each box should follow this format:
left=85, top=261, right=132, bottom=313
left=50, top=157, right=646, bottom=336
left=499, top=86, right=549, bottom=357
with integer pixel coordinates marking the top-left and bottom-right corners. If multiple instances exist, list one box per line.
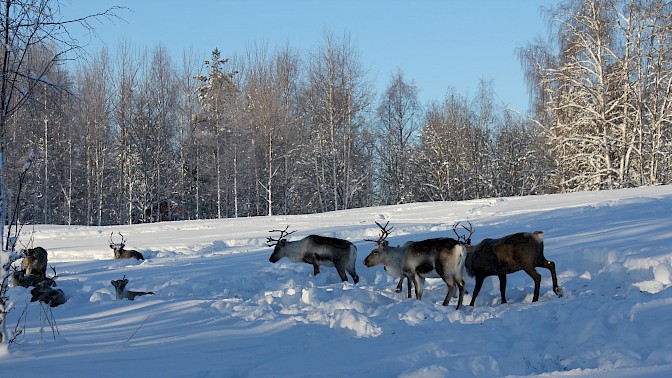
left=2, top=186, right=672, bottom=377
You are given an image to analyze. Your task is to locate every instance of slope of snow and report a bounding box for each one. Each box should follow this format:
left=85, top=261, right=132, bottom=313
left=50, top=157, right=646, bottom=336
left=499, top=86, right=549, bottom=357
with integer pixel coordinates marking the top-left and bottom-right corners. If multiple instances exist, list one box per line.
left=2, top=186, right=672, bottom=377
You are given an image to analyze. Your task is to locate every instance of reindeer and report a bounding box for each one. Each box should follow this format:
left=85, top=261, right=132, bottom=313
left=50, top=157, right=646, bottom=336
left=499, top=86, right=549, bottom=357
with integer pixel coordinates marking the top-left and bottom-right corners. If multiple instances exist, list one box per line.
left=453, top=222, right=563, bottom=306
left=267, top=226, right=359, bottom=283
left=109, top=232, right=145, bottom=260
left=21, top=246, right=48, bottom=278
left=29, top=267, right=66, bottom=307
left=364, top=221, right=466, bottom=309
left=111, top=276, right=155, bottom=300
left=363, top=222, right=416, bottom=298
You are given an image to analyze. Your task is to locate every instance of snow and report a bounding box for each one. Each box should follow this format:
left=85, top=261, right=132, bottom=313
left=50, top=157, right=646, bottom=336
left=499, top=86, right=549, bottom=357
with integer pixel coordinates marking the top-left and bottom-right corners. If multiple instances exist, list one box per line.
left=2, top=186, right=672, bottom=377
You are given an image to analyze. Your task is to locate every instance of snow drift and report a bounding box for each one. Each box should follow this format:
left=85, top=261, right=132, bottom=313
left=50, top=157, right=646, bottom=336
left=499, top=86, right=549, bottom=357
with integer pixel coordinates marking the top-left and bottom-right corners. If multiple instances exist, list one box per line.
left=1, top=186, right=672, bottom=377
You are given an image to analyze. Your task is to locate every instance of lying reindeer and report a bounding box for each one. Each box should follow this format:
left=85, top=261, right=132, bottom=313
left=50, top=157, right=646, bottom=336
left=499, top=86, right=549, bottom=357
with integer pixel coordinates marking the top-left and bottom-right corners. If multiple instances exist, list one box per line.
left=31, top=282, right=66, bottom=307
left=267, top=226, right=359, bottom=283
left=111, top=276, right=154, bottom=300
left=109, top=232, right=145, bottom=260
left=454, top=222, right=563, bottom=306
left=364, top=221, right=466, bottom=309
left=29, top=268, right=66, bottom=307
left=11, top=265, right=56, bottom=288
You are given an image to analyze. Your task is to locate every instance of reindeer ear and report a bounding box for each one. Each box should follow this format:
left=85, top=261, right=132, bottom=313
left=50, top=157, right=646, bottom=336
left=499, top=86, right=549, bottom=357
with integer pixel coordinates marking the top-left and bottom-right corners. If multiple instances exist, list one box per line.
left=279, top=239, right=287, bottom=246
left=382, top=240, right=389, bottom=247
left=110, top=280, right=115, bottom=285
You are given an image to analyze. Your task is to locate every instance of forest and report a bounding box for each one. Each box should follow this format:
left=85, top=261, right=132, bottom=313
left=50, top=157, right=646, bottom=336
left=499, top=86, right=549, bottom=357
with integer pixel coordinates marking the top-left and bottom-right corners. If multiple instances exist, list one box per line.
left=2, top=0, right=672, bottom=227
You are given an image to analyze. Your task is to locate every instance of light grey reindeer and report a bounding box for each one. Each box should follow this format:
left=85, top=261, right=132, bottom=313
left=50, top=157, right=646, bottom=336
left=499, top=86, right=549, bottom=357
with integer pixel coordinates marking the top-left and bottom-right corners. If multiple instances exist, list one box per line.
left=364, top=221, right=466, bottom=309
left=363, top=221, right=418, bottom=298
left=111, top=276, right=154, bottom=300
left=109, top=232, right=145, bottom=260
left=267, top=226, right=359, bottom=283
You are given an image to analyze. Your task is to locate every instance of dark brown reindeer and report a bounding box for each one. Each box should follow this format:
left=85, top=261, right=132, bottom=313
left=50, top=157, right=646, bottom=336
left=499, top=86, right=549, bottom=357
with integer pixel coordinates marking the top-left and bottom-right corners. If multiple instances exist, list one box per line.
left=109, top=232, right=145, bottom=260
left=454, top=222, right=563, bottom=306
left=267, top=226, right=359, bottom=283
left=364, top=221, right=466, bottom=309
left=21, top=246, right=48, bottom=278
left=29, top=267, right=66, bottom=307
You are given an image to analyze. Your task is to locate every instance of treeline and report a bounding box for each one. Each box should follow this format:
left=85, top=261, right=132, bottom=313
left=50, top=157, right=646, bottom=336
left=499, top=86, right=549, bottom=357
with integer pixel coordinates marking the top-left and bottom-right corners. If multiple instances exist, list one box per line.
left=4, top=0, right=672, bottom=226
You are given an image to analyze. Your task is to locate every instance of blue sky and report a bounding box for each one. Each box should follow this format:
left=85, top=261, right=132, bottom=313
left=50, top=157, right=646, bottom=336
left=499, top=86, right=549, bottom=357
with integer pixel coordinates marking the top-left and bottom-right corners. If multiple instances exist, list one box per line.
left=61, top=0, right=555, bottom=114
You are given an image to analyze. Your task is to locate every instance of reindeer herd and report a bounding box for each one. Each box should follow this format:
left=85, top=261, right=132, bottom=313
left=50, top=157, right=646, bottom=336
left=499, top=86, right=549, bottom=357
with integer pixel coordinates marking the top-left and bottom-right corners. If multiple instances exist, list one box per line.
left=10, top=221, right=563, bottom=311
left=268, top=221, right=564, bottom=309
left=9, top=232, right=148, bottom=307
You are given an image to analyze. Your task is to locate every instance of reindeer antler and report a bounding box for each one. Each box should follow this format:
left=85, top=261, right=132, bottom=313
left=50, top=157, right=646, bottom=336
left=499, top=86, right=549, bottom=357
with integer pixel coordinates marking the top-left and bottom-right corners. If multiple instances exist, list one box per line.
left=452, top=221, right=474, bottom=244
left=365, top=221, right=393, bottom=245
left=266, top=225, right=296, bottom=247
left=110, top=232, right=127, bottom=245
left=18, top=233, right=35, bottom=250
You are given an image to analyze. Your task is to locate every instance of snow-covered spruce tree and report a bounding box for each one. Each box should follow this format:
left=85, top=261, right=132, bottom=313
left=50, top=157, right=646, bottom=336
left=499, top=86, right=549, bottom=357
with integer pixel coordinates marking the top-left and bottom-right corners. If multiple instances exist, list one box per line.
left=0, top=0, right=120, bottom=345
left=193, top=48, right=239, bottom=219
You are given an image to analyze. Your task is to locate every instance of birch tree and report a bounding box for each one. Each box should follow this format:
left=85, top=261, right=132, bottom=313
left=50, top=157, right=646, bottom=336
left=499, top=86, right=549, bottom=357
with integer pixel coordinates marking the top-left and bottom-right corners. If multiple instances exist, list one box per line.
left=303, top=32, right=373, bottom=211
left=243, top=45, right=301, bottom=216
left=0, top=0, right=119, bottom=345
left=520, top=0, right=672, bottom=191
left=375, top=70, right=421, bottom=205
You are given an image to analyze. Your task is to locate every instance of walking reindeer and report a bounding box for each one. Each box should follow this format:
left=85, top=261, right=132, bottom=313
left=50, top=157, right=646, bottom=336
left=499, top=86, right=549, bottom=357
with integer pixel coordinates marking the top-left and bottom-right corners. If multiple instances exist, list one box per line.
left=453, top=222, right=563, bottom=306
left=267, top=226, right=359, bottom=283
left=364, top=221, right=466, bottom=309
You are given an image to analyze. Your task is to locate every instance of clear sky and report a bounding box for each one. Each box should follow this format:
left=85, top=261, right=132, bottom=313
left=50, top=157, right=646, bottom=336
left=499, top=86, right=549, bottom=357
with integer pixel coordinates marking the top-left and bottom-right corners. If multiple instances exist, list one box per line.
left=60, top=0, right=555, bottom=115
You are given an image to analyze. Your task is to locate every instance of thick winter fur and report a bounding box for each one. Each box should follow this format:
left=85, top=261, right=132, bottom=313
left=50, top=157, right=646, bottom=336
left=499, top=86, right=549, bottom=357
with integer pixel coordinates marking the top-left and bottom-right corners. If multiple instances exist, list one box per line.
left=21, top=247, right=48, bottom=278
left=465, top=231, right=563, bottom=306
left=269, top=235, right=359, bottom=283
left=366, top=238, right=466, bottom=309
left=10, top=270, right=53, bottom=288
left=30, top=281, right=66, bottom=307
left=364, top=240, right=429, bottom=298
left=111, top=278, right=154, bottom=300
left=110, top=243, right=144, bottom=260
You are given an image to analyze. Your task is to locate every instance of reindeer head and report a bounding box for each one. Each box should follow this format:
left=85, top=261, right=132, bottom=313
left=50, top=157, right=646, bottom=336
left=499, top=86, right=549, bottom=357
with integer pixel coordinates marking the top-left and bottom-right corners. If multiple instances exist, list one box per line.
left=267, top=226, right=296, bottom=263
left=363, top=221, right=393, bottom=267
left=111, top=276, right=129, bottom=290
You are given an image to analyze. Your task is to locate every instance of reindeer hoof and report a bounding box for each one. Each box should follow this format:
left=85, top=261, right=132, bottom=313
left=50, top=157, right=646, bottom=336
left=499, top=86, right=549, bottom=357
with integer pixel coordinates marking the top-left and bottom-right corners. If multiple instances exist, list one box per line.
left=554, top=287, right=564, bottom=298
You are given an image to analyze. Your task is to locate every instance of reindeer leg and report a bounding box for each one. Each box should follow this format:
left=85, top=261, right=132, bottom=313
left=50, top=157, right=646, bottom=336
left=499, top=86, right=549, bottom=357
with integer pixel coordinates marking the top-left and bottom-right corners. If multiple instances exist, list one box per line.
left=334, top=259, right=348, bottom=282
left=523, top=268, right=542, bottom=302
left=406, top=276, right=413, bottom=298
left=395, top=276, right=404, bottom=293
left=456, top=278, right=465, bottom=310
left=346, top=260, right=359, bottom=284
left=307, top=254, right=320, bottom=276
left=470, top=275, right=485, bottom=306
left=443, top=283, right=455, bottom=307
left=498, top=274, right=508, bottom=304
left=543, top=259, right=563, bottom=297
left=413, top=275, right=425, bottom=300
